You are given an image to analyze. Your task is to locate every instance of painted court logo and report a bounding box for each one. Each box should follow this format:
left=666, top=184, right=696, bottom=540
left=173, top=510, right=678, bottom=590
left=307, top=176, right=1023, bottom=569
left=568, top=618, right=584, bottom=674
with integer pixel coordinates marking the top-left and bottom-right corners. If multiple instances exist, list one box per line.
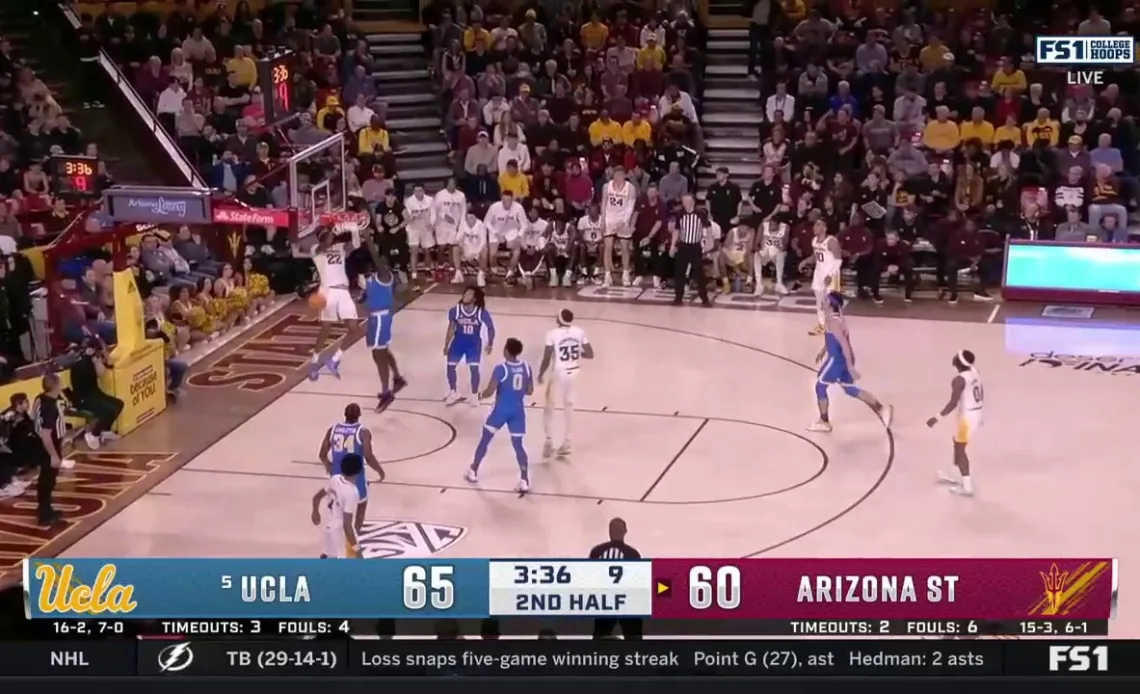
left=1019, top=351, right=1140, bottom=375
left=357, top=520, right=468, bottom=559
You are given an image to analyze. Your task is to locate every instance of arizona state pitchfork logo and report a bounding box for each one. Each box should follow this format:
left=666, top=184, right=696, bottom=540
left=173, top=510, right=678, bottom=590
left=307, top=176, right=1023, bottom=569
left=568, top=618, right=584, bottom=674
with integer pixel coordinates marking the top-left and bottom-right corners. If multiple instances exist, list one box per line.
left=1040, top=564, right=1069, bottom=614
left=1029, top=561, right=1111, bottom=616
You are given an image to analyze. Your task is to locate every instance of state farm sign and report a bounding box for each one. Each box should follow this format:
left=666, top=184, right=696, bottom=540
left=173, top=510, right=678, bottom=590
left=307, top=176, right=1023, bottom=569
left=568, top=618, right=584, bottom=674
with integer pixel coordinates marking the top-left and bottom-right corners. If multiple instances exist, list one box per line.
left=212, top=205, right=291, bottom=227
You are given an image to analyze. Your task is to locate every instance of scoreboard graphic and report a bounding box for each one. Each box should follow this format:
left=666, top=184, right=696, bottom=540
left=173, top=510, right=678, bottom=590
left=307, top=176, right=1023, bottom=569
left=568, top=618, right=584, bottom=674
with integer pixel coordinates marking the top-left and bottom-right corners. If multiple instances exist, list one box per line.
left=24, top=557, right=1118, bottom=637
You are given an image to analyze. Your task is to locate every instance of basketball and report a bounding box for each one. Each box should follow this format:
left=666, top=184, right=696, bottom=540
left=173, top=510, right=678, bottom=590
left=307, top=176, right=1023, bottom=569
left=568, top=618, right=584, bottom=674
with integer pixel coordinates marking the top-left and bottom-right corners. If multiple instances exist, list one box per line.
left=308, top=292, right=327, bottom=310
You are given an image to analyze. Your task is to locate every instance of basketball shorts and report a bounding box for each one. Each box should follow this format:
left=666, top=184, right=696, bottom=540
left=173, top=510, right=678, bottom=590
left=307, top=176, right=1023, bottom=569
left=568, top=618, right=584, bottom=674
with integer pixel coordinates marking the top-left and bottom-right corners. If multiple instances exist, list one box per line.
left=446, top=338, right=480, bottom=365
left=323, top=525, right=355, bottom=559
left=406, top=225, right=435, bottom=249
left=817, top=356, right=860, bottom=397
left=493, top=229, right=520, bottom=247
left=460, top=243, right=486, bottom=263
left=604, top=218, right=633, bottom=239
left=756, top=245, right=784, bottom=263
left=724, top=249, right=746, bottom=266
left=485, top=407, right=526, bottom=436
left=545, top=370, right=577, bottom=408
left=812, top=270, right=841, bottom=294
left=434, top=221, right=460, bottom=246
left=321, top=287, right=358, bottom=322
left=366, top=310, right=393, bottom=349
left=954, top=412, right=983, bottom=445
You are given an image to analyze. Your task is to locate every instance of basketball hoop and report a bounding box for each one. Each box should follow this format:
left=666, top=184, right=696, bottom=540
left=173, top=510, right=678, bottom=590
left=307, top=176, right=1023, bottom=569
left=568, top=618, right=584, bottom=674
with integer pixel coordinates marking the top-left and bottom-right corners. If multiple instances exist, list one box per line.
left=320, top=210, right=370, bottom=234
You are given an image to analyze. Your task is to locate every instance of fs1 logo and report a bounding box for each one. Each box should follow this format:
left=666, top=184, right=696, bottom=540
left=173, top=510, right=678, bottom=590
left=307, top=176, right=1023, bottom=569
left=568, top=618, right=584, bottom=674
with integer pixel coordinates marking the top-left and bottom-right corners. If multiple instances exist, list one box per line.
left=1048, top=645, right=1109, bottom=672
left=1036, top=36, right=1134, bottom=85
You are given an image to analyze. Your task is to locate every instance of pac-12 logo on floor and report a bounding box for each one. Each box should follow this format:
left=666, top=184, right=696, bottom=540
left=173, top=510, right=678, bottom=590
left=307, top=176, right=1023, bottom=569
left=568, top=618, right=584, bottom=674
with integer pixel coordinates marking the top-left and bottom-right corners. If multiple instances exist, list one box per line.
left=357, top=520, right=468, bottom=559
left=1019, top=351, right=1140, bottom=375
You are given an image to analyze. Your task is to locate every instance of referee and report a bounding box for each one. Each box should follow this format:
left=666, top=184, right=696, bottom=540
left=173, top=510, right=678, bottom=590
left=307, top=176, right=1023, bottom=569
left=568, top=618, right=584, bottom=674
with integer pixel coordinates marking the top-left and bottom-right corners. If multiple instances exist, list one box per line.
left=33, top=373, right=66, bottom=526
left=589, top=518, right=643, bottom=640
left=669, top=194, right=711, bottom=306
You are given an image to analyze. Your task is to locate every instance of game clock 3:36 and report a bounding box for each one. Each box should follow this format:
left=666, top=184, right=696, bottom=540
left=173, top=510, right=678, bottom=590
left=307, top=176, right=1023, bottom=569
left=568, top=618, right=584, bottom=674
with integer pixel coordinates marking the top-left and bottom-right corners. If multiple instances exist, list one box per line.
left=49, top=154, right=101, bottom=199
left=258, top=53, right=296, bottom=124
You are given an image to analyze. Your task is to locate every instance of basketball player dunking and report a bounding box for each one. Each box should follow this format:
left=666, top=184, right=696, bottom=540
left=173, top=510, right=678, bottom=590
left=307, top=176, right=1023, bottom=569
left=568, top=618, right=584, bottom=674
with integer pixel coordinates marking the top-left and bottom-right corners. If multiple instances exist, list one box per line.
left=304, top=226, right=359, bottom=380
left=601, top=167, right=637, bottom=286
left=310, top=452, right=363, bottom=559
left=799, top=219, right=843, bottom=336
left=537, top=308, right=593, bottom=460
left=810, top=292, right=892, bottom=433
left=361, top=234, right=408, bottom=411
left=319, top=403, right=385, bottom=537
left=926, top=351, right=984, bottom=497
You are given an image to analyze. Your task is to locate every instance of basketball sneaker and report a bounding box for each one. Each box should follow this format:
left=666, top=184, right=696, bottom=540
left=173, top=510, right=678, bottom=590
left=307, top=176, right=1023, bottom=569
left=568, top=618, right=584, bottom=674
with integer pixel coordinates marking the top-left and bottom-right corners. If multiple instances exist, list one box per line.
left=327, top=357, right=342, bottom=379
left=556, top=442, right=572, bottom=457
left=516, top=478, right=531, bottom=493
left=542, top=440, right=555, bottom=460
left=393, top=376, right=408, bottom=394
left=445, top=391, right=464, bottom=406
left=807, top=420, right=833, bottom=433
left=308, top=355, right=323, bottom=381
left=936, top=472, right=957, bottom=485
left=464, top=467, right=479, bottom=483
left=808, top=324, right=825, bottom=336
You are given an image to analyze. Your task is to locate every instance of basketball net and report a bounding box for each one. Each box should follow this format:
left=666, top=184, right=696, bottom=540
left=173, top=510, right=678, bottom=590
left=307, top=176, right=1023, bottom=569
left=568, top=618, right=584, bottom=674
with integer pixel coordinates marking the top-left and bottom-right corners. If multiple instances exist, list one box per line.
left=320, top=211, right=370, bottom=235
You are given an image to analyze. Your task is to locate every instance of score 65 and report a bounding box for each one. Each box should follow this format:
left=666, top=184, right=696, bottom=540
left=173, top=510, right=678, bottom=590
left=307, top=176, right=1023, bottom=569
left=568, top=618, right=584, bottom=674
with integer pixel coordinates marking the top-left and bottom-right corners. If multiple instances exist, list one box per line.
left=403, top=565, right=455, bottom=611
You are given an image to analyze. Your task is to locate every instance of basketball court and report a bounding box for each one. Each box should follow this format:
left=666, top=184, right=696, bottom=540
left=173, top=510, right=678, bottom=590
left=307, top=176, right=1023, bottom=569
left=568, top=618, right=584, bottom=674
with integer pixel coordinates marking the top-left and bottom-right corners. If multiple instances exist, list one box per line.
left=50, top=291, right=1140, bottom=635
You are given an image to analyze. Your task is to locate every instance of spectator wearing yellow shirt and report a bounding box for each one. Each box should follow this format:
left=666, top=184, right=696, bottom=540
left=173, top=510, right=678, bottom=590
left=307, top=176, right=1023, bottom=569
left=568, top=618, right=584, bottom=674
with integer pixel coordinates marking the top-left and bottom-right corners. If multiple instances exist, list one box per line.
left=358, top=115, right=391, bottom=153
left=463, top=20, right=492, bottom=51
left=580, top=12, right=609, bottom=52
left=990, top=58, right=1027, bottom=94
left=994, top=115, right=1024, bottom=148
left=589, top=110, right=623, bottom=146
left=498, top=159, right=530, bottom=199
left=226, top=45, right=258, bottom=89
left=315, top=94, right=345, bottom=131
left=922, top=106, right=961, bottom=154
left=621, top=111, right=652, bottom=147
left=958, top=107, right=995, bottom=148
left=918, top=35, right=951, bottom=72
left=1022, top=108, right=1060, bottom=147
left=783, top=0, right=806, bottom=22
left=636, top=36, right=666, bottom=71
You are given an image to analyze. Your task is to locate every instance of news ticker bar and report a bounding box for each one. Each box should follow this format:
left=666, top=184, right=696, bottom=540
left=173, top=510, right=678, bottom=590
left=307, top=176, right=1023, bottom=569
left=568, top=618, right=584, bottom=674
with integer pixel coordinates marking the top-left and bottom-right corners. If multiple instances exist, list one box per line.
left=1, top=640, right=1133, bottom=678
left=43, top=619, right=1110, bottom=638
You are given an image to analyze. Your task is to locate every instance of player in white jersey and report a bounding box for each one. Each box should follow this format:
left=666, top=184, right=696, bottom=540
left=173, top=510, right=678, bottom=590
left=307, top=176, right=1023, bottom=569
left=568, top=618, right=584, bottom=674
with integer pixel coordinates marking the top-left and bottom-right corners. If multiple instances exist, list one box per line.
left=516, top=207, right=549, bottom=282
left=575, top=204, right=604, bottom=283
left=718, top=221, right=753, bottom=293
left=483, top=191, right=528, bottom=280
left=544, top=219, right=574, bottom=287
left=926, top=350, right=984, bottom=497
left=754, top=218, right=790, bottom=295
left=432, top=177, right=467, bottom=251
left=310, top=452, right=363, bottom=558
left=297, top=223, right=360, bottom=380
left=403, top=184, right=435, bottom=281
left=454, top=210, right=489, bottom=287
left=600, top=167, right=637, bottom=286
left=798, top=219, right=843, bottom=335
left=537, top=308, right=594, bottom=459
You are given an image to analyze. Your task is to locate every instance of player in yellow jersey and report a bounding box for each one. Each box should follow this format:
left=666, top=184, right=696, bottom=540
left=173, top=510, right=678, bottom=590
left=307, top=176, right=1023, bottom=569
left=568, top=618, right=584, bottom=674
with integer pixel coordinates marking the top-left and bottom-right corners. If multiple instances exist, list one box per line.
left=926, top=350, right=983, bottom=497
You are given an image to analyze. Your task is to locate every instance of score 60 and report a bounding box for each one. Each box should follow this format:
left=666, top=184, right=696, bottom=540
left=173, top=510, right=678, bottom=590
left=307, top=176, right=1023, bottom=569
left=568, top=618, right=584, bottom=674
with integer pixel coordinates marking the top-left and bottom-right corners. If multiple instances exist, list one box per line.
left=403, top=565, right=456, bottom=611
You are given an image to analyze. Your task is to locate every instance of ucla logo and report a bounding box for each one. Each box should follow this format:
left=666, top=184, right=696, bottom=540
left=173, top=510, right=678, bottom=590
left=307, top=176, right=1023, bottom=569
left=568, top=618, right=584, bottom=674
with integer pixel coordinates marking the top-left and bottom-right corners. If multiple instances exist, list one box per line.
left=34, top=563, right=138, bottom=615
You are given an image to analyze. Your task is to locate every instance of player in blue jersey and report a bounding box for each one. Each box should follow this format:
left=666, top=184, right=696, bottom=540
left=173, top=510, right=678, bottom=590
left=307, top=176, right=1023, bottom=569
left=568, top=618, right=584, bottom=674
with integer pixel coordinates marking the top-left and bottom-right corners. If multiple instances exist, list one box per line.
left=362, top=235, right=407, bottom=412
left=443, top=286, right=496, bottom=406
left=319, top=403, right=385, bottom=535
left=465, top=337, right=533, bottom=493
left=809, top=292, right=893, bottom=433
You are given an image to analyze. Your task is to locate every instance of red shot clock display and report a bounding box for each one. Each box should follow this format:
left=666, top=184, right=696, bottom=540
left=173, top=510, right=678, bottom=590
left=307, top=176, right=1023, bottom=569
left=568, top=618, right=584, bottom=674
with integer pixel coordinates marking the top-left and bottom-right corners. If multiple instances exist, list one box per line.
left=258, top=53, right=296, bottom=125
left=50, top=155, right=101, bottom=199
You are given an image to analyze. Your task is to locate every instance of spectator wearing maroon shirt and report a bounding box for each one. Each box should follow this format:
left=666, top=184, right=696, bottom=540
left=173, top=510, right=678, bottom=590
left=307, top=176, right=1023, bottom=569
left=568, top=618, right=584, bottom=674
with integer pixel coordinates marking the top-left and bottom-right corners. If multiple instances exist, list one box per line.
left=874, top=229, right=916, bottom=302
left=563, top=160, right=593, bottom=214
left=633, top=184, right=669, bottom=285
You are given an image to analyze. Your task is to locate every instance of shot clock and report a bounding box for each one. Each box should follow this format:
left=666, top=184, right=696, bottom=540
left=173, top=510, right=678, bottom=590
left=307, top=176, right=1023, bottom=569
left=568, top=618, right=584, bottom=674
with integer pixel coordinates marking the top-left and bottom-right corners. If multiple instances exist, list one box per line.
left=258, top=53, right=296, bottom=125
left=50, top=155, right=101, bottom=199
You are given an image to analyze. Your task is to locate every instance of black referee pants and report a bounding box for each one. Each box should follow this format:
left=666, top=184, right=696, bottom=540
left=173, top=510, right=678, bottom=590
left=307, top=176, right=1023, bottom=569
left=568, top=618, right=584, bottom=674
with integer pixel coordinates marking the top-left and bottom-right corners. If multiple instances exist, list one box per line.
left=673, top=243, right=709, bottom=304
left=37, top=456, right=59, bottom=522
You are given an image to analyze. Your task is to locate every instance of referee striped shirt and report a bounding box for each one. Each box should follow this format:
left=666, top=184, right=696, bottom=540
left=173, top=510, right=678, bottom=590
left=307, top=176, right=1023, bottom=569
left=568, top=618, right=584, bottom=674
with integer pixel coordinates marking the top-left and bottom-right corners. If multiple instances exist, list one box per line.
left=588, top=541, right=641, bottom=560
left=675, top=211, right=704, bottom=244
left=32, top=393, right=66, bottom=444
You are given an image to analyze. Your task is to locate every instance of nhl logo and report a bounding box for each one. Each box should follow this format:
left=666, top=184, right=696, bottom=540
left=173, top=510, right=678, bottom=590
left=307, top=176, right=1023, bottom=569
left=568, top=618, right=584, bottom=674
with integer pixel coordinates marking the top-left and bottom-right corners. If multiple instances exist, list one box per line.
left=357, top=520, right=468, bottom=559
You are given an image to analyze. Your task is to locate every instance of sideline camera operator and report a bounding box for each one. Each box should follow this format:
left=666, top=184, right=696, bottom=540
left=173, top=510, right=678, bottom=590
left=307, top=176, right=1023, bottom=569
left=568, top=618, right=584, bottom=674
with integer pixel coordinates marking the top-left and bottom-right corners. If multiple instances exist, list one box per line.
left=67, top=338, right=124, bottom=450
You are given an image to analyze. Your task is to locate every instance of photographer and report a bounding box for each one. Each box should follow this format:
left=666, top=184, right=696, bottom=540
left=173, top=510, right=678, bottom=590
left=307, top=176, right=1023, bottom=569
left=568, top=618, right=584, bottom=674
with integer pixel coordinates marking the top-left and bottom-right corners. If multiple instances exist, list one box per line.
left=68, top=339, right=124, bottom=450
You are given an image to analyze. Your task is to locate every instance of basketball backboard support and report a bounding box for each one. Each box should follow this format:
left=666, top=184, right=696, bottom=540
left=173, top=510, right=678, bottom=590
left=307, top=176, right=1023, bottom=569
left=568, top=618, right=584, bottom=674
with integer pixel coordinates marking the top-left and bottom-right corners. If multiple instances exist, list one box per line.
left=289, top=132, right=347, bottom=237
